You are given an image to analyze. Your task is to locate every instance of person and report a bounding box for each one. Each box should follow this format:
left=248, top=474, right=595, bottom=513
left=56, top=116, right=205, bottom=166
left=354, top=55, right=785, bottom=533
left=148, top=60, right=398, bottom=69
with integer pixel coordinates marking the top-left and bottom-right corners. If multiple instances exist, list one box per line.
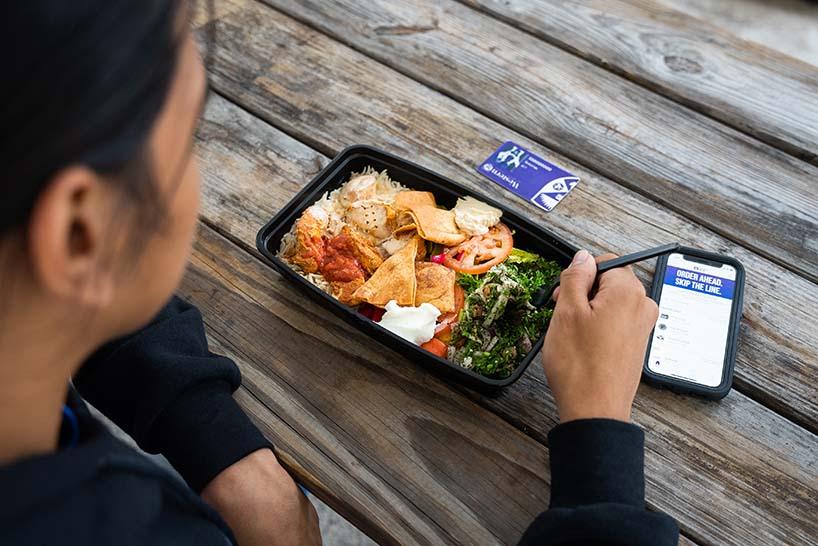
left=0, top=2, right=677, bottom=546
left=520, top=250, right=679, bottom=545
left=0, top=2, right=318, bottom=545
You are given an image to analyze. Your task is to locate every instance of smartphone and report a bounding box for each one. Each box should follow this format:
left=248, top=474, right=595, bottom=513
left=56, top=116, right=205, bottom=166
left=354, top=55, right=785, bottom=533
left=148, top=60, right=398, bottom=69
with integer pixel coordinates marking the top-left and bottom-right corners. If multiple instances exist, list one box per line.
left=642, top=247, right=745, bottom=399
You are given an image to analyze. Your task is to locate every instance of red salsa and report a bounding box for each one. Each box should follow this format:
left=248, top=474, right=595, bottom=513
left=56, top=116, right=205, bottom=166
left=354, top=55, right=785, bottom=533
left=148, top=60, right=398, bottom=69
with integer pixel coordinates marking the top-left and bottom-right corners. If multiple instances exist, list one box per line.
left=320, top=234, right=366, bottom=283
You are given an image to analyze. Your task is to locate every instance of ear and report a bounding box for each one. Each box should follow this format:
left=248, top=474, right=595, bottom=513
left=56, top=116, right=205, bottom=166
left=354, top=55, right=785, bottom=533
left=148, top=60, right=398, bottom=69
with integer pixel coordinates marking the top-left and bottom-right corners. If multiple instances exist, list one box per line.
left=27, top=166, right=116, bottom=308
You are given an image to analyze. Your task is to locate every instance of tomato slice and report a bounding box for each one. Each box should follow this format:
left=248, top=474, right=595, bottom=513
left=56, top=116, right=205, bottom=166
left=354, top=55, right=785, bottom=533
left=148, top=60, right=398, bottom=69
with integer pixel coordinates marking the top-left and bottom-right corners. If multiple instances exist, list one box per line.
left=421, top=337, right=448, bottom=358
left=443, top=222, right=513, bottom=274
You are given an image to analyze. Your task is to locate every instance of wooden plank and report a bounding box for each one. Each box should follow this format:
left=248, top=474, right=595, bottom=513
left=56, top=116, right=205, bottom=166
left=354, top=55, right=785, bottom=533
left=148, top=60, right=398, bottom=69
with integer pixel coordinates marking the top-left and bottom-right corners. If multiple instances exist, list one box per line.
left=194, top=0, right=818, bottom=434
left=253, top=0, right=818, bottom=286
left=457, top=0, right=818, bottom=163
left=194, top=91, right=818, bottom=545
left=658, top=0, right=818, bottom=67
left=184, top=225, right=553, bottom=546
left=186, top=225, right=701, bottom=546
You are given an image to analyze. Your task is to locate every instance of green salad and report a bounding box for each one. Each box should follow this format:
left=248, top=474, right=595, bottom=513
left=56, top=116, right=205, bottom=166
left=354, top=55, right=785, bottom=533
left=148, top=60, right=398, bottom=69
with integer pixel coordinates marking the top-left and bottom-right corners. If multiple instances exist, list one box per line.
left=451, top=249, right=561, bottom=378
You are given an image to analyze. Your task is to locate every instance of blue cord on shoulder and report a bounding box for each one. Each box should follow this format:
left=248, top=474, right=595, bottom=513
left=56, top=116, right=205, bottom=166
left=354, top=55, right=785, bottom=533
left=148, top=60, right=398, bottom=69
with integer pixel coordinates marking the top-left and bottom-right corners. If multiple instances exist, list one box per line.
left=61, top=405, right=80, bottom=448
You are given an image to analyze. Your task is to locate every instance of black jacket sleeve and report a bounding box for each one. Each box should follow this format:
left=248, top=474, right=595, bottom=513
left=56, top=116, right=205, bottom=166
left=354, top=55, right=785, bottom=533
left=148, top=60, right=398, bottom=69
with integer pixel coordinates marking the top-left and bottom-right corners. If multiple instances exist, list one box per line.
left=518, top=419, right=679, bottom=546
left=73, top=296, right=271, bottom=492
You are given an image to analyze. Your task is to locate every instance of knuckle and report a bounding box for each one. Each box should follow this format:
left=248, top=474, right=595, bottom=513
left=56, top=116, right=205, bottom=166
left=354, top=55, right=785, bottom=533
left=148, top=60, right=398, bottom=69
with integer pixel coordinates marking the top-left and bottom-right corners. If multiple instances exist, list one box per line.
left=560, top=266, right=584, bottom=280
left=554, top=302, right=579, bottom=322
left=605, top=268, right=635, bottom=289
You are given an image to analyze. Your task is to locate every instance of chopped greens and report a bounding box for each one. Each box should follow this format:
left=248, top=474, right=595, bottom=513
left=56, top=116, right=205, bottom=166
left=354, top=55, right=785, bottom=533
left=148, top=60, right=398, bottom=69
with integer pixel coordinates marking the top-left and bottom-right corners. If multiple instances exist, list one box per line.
left=506, top=248, right=540, bottom=264
left=451, top=253, right=561, bottom=379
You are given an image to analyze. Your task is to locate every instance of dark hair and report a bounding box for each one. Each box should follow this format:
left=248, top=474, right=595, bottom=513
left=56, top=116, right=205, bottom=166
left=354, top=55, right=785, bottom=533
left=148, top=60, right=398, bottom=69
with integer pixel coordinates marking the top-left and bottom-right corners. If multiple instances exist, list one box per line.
left=0, top=0, right=189, bottom=237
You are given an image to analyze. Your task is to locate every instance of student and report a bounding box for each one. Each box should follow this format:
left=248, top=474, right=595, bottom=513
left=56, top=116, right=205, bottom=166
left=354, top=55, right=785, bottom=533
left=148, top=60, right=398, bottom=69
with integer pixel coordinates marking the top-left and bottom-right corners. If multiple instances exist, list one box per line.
left=0, top=2, right=678, bottom=545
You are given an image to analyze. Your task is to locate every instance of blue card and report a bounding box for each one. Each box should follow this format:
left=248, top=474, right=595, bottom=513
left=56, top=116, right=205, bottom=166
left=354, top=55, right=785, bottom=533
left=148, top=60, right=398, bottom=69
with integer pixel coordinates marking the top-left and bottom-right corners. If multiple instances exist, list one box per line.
left=477, top=141, right=580, bottom=212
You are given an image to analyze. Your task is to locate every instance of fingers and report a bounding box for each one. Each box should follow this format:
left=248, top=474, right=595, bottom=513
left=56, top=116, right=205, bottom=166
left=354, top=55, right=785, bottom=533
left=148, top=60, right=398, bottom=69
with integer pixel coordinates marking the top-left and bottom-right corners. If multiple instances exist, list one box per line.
left=552, top=252, right=616, bottom=302
left=554, top=249, right=597, bottom=311
left=593, top=256, right=656, bottom=329
left=594, top=252, right=642, bottom=296
left=555, top=251, right=653, bottom=323
left=595, top=252, right=619, bottom=264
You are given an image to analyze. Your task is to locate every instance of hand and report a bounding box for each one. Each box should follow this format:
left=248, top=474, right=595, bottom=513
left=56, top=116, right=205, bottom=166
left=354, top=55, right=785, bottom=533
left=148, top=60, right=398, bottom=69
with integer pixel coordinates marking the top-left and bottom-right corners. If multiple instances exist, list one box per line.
left=542, top=250, right=659, bottom=423
left=201, top=448, right=322, bottom=546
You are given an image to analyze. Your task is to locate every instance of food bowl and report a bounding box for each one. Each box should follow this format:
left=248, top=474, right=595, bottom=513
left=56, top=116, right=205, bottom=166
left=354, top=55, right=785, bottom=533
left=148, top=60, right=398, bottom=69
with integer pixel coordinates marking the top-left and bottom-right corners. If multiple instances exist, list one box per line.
left=256, top=145, right=578, bottom=391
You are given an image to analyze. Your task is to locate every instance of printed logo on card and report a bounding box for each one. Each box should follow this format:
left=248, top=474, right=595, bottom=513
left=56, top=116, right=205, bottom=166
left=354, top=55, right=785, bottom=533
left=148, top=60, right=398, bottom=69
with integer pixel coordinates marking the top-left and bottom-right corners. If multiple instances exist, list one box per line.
left=531, top=176, right=580, bottom=211
left=495, top=144, right=526, bottom=170
left=477, top=141, right=579, bottom=212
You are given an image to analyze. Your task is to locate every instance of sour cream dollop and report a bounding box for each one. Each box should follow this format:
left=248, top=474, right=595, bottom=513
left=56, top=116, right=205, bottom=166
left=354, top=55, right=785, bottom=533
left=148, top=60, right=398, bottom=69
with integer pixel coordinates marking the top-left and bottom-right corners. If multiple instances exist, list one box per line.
left=378, top=300, right=440, bottom=345
left=452, top=196, right=502, bottom=236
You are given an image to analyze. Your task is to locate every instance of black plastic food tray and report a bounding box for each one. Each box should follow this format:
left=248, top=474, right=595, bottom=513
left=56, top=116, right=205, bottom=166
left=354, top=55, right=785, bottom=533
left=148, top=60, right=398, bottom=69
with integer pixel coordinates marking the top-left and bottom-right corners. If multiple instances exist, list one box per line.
left=256, top=145, right=578, bottom=391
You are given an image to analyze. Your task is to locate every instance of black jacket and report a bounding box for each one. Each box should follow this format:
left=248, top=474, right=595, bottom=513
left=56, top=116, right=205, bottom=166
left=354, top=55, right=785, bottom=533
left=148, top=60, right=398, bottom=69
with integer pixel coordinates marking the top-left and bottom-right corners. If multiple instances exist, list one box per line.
left=0, top=297, right=678, bottom=545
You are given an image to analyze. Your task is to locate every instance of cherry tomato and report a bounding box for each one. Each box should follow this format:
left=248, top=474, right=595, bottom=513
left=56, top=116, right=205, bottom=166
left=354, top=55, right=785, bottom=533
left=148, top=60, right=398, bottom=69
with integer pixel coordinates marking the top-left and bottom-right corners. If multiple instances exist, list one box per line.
left=443, top=222, right=513, bottom=274
left=421, top=337, right=448, bottom=358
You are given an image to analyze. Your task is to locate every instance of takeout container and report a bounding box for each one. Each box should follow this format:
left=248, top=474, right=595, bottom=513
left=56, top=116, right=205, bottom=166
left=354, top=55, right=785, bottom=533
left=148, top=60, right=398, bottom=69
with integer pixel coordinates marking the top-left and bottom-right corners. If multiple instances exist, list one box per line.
left=256, top=145, right=578, bottom=392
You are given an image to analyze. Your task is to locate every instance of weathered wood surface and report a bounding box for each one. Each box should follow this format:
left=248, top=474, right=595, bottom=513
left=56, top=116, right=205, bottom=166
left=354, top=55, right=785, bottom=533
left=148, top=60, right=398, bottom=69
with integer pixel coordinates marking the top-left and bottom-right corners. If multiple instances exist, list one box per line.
left=257, top=0, right=818, bottom=286
left=458, top=0, right=818, bottom=162
left=184, top=225, right=702, bottom=546
left=195, top=0, right=818, bottom=435
left=194, top=92, right=818, bottom=545
left=659, top=0, right=818, bottom=67
left=185, top=226, right=555, bottom=546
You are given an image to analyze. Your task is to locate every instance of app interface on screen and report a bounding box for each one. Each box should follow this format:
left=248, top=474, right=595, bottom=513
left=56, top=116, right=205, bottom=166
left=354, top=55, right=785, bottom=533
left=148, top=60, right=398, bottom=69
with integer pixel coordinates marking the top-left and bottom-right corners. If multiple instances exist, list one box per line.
left=647, top=253, right=736, bottom=387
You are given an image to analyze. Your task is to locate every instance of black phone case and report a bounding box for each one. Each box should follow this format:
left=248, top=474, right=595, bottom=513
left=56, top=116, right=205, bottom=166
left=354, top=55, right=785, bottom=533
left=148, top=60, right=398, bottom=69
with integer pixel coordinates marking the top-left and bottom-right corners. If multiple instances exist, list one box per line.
left=642, top=246, right=745, bottom=399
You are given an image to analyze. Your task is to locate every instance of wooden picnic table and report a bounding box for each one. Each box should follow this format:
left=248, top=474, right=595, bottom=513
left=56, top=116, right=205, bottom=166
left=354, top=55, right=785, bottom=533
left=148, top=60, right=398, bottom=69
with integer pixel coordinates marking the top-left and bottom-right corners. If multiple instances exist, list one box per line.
left=189, top=1, right=818, bottom=544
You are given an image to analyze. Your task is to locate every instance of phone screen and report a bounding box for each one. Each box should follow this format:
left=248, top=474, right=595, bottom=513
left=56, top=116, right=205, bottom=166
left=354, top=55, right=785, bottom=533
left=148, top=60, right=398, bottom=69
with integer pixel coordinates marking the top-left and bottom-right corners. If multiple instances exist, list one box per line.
left=646, top=253, right=737, bottom=387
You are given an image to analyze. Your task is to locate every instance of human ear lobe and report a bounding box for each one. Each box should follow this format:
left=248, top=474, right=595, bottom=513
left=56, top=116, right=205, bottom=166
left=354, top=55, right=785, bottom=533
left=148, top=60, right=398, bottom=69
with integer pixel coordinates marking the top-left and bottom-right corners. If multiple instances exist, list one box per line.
left=27, top=166, right=116, bottom=308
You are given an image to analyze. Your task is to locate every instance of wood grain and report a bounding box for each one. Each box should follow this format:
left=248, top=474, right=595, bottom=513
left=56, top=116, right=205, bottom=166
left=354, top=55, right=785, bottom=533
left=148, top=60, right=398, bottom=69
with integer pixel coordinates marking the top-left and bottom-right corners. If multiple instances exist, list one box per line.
left=657, top=0, right=818, bottom=67
left=192, top=227, right=704, bottom=546
left=184, top=225, right=553, bottom=546
left=194, top=1, right=818, bottom=434
left=458, top=0, right=818, bottom=163
left=254, top=0, right=818, bottom=287
left=194, top=92, right=818, bottom=545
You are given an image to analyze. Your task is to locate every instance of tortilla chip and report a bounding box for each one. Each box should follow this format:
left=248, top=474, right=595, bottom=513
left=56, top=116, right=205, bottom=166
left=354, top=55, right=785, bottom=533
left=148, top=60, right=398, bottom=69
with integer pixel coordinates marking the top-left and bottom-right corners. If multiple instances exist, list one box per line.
left=393, top=222, right=417, bottom=235
left=415, top=236, right=428, bottom=261
left=394, top=191, right=436, bottom=211
left=332, top=279, right=365, bottom=306
left=409, top=206, right=467, bottom=246
left=415, top=262, right=456, bottom=314
left=352, top=237, right=418, bottom=307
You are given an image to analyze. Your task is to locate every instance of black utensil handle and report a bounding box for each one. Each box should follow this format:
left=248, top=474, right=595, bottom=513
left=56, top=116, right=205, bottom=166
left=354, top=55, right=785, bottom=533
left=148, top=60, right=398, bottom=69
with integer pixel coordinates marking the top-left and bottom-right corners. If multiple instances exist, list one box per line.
left=532, top=242, right=681, bottom=307
left=595, top=243, right=681, bottom=275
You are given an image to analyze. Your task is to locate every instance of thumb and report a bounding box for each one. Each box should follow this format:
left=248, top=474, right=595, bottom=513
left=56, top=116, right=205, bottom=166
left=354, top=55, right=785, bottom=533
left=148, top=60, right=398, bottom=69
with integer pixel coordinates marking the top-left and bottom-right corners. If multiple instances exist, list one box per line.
left=556, top=250, right=597, bottom=311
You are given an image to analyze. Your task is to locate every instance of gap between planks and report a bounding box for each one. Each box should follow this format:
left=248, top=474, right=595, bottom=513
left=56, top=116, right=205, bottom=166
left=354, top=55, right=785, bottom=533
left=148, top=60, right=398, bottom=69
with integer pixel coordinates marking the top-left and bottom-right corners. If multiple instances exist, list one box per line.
left=198, top=94, right=815, bottom=443
left=192, top=90, right=818, bottom=545
left=455, top=0, right=818, bottom=164
left=189, top=220, right=703, bottom=546
left=252, top=0, right=818, bottom=288
left=193, top=0, right=818, bottom=437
